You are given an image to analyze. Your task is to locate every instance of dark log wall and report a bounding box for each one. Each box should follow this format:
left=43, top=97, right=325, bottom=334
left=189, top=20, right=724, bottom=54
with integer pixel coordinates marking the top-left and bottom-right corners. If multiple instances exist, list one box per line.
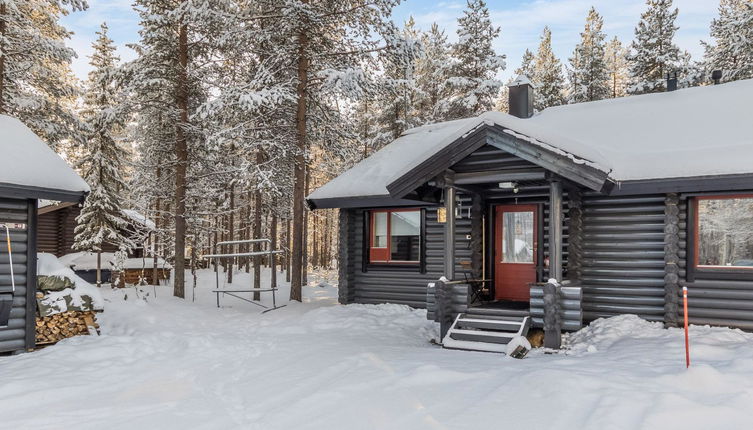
left=0, top=198, right=36, bottom=353
left=38, top=205, right=121, bottom=257
left=580, top=194, right=667, bottom=322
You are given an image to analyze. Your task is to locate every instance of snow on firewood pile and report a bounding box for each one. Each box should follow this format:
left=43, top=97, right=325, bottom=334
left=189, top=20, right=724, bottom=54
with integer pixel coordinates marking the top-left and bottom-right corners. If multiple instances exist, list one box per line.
left=3, top=270, right=753, bottom=429
left=37, top=253, right=104, bottom=315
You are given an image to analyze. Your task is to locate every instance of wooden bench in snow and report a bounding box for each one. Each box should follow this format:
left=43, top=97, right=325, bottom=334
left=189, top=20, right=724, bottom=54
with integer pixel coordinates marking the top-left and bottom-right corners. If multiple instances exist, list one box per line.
left=203, top=239, right=286, bottom=313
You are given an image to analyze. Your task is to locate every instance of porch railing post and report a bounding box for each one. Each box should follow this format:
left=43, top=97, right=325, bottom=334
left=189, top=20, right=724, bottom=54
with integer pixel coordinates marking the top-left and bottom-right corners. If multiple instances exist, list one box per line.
left=444, top=181, right=456, bottom=281
left=549, top=181, right=563, bottom=282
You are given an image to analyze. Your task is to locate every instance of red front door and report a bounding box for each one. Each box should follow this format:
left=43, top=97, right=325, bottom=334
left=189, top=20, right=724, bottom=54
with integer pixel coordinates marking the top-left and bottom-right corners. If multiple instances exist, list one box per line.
left=494, top=205, right=538, bottom=301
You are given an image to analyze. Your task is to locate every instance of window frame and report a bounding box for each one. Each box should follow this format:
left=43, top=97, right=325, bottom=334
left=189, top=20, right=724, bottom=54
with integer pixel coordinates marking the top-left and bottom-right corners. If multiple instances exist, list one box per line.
left=367, top=208, right=423, bottom=266
left=693, top=194, right=753, bottom=273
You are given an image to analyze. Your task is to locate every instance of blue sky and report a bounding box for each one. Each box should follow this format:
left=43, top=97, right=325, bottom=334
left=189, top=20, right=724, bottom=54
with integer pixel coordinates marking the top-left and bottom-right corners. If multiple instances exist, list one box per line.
left=62, top=0, right=718, bottom=81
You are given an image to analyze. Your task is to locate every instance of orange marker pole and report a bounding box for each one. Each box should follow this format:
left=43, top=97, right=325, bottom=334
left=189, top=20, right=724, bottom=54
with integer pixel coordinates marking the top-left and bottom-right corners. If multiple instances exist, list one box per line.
left=683, top=286, right=690, bottom=368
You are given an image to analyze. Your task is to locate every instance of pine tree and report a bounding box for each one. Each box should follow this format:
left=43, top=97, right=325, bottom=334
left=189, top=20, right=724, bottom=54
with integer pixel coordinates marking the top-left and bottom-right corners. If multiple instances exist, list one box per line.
left=279, top=0, right=401, bottom=301
left=532, top=27, right=565, bottom=110
left=74, top=23, right=135, bottom=286
left=627, top=0, right=681, bottom=94
left=605, top=36, right=629, bottom=98
left=0, top=0, right=87, bottom=150
left=569, top=7, right=610, bottom=103
left=440, top=0, right=506, bottom=119
left=415, top=23, right=451, bottom=123
left=703, top=0, right=753, bottom=82
left=515, top=49, right=535, bottom=78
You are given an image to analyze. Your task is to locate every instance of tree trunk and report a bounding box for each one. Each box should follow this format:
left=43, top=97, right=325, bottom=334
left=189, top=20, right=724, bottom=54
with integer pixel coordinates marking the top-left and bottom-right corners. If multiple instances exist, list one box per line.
left=173, top=23, right=189, bottom=299
left=253, top=152, right=264, bottom=299
left=290, top=28, right=308, bottom=302
left=285, top=217, right=291, bottom=283
left=302, top=164, right=310, bottom=284
left=270, top=208, right=278, bottom=290
left=0, top=3, right=6, bottom=114
left=153, top=167, right=161, bottom=286
left=227, top=178, right=235, bottom=284
left=96, top=250, right=102, bottom=288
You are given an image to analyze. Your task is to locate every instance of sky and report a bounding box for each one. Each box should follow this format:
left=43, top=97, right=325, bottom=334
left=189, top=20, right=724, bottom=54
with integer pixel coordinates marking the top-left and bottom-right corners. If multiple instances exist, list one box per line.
left=61, top=0, right=719, bottom=82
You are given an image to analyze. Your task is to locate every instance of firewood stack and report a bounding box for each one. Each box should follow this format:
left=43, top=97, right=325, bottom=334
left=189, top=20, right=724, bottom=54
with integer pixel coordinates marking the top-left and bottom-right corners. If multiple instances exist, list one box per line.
left=35, top=303, right=100, bottom=345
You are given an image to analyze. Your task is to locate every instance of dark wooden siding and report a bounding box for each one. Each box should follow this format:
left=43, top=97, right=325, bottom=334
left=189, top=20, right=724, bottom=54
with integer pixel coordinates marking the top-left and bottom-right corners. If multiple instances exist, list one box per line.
left=38, top=205, right=120, bottom=257
left=0, top=198, right=35, bottom=353
left=580, top=194, right=667, bottom=322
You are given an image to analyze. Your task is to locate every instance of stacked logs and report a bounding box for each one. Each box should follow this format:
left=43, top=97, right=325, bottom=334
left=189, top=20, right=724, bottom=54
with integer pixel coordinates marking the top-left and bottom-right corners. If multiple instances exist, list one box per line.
left=35, top=311, right=100, bottom=345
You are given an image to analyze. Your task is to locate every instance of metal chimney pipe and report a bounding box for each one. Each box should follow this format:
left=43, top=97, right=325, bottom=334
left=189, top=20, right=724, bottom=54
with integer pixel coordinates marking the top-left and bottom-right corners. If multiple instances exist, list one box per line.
left=712, top=70, right=722, bottom=85
left=666, top=73, right=678, bottom=92
left=508, top=75, right=535, bottom=118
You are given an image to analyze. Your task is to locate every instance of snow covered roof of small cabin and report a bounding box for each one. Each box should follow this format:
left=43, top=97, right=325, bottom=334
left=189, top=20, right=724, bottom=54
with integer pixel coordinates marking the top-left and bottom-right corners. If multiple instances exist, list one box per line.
left=308, top=79, right=753, bottom=204
left=0, top=115, right=89, bottom=199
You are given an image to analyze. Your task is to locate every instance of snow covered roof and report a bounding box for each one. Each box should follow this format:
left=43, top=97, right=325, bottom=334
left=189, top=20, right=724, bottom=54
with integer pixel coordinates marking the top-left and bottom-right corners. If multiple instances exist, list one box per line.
left=0, top=115, right=89, bottom=200
left=309, top=79, right=753, bottom=206
left=122, top=209, right=156, bottom=230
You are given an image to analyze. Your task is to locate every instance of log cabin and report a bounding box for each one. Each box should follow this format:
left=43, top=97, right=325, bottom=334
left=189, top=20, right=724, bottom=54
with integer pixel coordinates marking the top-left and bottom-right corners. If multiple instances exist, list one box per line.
left=0, top=115, right=89, bottom=354
left=37, top=202, right=168, bottom=286
left=307, top=76, right=753, bottom=351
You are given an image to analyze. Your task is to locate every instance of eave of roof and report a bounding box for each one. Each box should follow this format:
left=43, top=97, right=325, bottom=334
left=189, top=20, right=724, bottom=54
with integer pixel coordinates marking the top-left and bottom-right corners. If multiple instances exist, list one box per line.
left=0, top=183, right=87, bottom=203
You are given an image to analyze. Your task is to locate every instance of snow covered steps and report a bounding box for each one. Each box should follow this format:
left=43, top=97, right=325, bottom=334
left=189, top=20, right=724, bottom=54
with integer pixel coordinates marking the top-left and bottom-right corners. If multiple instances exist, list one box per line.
left=442, top=313, right=531, bottom=354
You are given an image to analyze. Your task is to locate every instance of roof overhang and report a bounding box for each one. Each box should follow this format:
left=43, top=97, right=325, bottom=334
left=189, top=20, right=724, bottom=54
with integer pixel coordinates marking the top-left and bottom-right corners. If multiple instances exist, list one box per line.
left=307, top=195, right=438, bottom=210
left=386, top=125, right=612, bottom=198
left=611, top=172, right=753, bottom=195
left=0, top=182, right=87, bottom=203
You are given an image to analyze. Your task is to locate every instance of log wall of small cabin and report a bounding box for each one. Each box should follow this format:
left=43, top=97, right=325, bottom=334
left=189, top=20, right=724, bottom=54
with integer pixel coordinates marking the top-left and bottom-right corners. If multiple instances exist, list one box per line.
left=0, top=198, right=36, bottom=353
left=38, top=206, right=124, bottom=257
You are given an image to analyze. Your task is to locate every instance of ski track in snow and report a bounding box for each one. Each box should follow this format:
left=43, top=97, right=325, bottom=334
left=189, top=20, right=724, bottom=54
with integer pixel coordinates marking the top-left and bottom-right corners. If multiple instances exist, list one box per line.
left=2, top=269, right=753, bottom=429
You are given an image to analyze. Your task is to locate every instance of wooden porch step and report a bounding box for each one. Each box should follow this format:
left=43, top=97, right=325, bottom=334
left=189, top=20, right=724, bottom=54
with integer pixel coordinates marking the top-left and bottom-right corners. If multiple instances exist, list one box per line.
left=465, top=306, right=530, bottom=319
left=456, top=315, right=524, bottom=331
left=442, top=314, right=531, bottom=353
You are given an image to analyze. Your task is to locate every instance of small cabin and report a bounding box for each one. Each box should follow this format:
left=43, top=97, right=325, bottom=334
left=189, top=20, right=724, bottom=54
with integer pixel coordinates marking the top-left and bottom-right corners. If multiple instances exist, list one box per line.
left=0, top=115, right=89, bottom=354
left=308, top=78, right=753, bottom=351
left=37, top=201, right=168, bottom=286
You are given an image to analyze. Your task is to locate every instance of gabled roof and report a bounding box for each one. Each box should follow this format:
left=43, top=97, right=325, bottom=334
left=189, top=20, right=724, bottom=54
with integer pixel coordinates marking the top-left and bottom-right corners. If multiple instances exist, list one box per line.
left=308, top=79, right=753, bottom=209
left=0, top=115, right=89, bottom=202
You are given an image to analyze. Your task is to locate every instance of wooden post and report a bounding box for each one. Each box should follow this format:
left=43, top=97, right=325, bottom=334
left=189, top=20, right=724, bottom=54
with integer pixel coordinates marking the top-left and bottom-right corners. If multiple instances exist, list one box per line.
left=543, top=280, right=562, bottom=349
left=664, top=193, right=681, bottom=328
left=549, top=181, right=563, bottom=282
left=566, top=189, right=583, bottom=282
left=444, top=177, right=456, bottom=281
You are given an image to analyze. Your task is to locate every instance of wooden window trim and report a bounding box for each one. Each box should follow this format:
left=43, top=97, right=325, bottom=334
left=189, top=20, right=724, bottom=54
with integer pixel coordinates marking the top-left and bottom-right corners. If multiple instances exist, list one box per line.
left=693, top=194, right=753, bottom=274
left=367, top=208, right=422, bottom=265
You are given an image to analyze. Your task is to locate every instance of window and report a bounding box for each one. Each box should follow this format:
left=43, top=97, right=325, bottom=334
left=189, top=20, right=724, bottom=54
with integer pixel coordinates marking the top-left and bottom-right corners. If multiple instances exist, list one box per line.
left=695, top=195, right=753, bottom=269
left=369, top=209, right=421, bottom=264
left=501, top=211, right=535, bottom=263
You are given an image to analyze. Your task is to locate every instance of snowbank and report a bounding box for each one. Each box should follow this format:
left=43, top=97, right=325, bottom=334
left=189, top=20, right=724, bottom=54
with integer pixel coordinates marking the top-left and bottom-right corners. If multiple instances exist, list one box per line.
left=37, top=253, right=104, bottom=313
left=3, top=271, right=753, bottom=429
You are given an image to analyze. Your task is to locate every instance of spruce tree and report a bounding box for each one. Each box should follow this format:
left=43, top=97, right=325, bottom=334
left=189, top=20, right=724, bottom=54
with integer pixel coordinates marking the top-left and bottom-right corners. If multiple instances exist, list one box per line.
left=703, top=0, right=753, bottom=82
left=74, top=23, right=135, bottom=286
left=440, top=0, right=506, bottom=120
left=0, top=0, right=87, bottom=150
left=532, top=27, right=565, bottom=110
left=627, top=0, right=681, bottom=94
left=605, top=36, right=630, bottom=98
left=569, top=7, right=609, bottom=103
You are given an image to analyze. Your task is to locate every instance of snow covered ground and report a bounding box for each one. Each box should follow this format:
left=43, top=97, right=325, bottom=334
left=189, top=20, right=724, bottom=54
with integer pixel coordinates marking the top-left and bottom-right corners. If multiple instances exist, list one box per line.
left=3, top=268, right=753, bottom=430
